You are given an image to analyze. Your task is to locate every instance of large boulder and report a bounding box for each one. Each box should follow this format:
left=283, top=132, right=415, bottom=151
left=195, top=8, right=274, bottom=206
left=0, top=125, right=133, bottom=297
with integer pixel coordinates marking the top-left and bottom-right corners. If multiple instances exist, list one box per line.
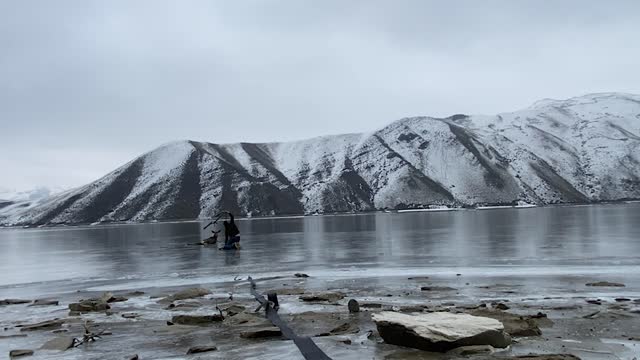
left=372, top=311, right=511, bottom=352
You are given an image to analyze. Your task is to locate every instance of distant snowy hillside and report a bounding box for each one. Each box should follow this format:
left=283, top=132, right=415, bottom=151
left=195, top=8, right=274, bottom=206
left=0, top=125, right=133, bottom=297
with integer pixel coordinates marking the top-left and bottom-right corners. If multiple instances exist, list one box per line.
left=1, top=93, right=639, bottom=226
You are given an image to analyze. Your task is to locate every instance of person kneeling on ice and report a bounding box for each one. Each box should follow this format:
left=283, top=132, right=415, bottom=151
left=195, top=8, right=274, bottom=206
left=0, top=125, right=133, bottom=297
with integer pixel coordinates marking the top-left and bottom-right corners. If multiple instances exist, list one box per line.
left=221, top=212, right=241, bottom=250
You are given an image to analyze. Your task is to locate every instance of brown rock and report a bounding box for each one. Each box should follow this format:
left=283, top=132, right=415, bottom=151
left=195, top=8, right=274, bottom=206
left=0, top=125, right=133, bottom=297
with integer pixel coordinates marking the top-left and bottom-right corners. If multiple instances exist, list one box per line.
left=68, top=299, right=110, bottom=312
left=299, top=291, right=345, bottom=302
left=171, top=314, right=223, bottom=326
left=469, top=309, right=541, bottom=337
left=9, top=350, right=33, bottom=358
left=240, top=327, right=282, bottom=338
left=19, top=319, right=65, bottom=332
left=160, top=288, right=211, bottom=303
left=186, top=345, right=217, bottom=354
left=495, top=303, right=510, bottom=310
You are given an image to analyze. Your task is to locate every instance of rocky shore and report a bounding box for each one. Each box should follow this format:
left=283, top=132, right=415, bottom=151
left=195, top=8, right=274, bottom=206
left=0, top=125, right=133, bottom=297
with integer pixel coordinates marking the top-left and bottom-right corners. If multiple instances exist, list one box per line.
left=1, top=273, right=639, bottom=359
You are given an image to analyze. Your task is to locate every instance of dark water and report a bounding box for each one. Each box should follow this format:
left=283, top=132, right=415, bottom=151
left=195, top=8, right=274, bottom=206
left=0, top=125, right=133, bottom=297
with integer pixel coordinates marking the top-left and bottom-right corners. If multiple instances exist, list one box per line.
left=1, top=203, right=640, bottom=299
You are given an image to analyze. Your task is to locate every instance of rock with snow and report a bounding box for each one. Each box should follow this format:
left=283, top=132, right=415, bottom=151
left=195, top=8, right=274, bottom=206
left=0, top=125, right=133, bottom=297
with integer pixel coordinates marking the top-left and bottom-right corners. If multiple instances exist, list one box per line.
left=2, top=93, right=640, bottom=225
left=372, top=311, right=511, bottom=352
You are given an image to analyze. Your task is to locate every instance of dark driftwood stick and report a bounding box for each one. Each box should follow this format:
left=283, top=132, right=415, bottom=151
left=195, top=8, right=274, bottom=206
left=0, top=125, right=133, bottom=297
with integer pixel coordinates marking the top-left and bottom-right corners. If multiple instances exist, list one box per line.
left=247, top=276, right=332, bottom=360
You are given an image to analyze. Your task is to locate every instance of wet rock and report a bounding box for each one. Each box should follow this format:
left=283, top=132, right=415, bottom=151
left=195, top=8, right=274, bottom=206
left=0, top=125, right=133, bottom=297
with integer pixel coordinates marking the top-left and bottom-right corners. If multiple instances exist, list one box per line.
left=468, top=309, right=542, bottom=337
left=160, top=288, right=211, bottom=303
left=0, top=334, right=28, bottom=339
left=223, top=304, right=246, bottom=317
left=586, top=299, right=602, bottom=305
left=186, top=345, right=217, bottom=354
left=299, top=291, right=345, bottom=302
left=40, top=336, right=75, bottom=351
left=270, top=288, right=305, bottom=296
left=107, top=295, right=128, bottom=303
left=318, top=321, right=360, bottom=336
left=240, top=327, right=282, bottom=339
left=225, top=312, right=271, bottom=327
left=52, top=329, right=68, bottom=334
left=166, top=321, right=174, bottom=326
left=393, top=305, right=426, bottom=313
left=294, top=273, right=310, bottom=278
left=128, top=355, right=139, bottom=360
left=29, top=299, right=59, bottom=306
left=495, top=303, right=510, bottom=310
left=407, top=276, right=430, bottom=281
left=69, top=299, right=110, bottom=312
left=19, top=319, right=65, bottom=332
left=166, top=302, right=202, bottom=310
left=420, top=286, right=455, bottom=291
left=125, top=291, right=145, bottom=297
left=372, top=311, right=511, bottom=352
left=121, top=313, right=139, bottom=319
left=360, top=302, right=383, bottom=309
left=171, top=314, right=224, bottom=326
left=1, top=299, right=31, bottom=306
left=615, top=298, right=631, bottom=302
left=348, top=299, right=360, bottom=313
left=336, top=337, right=352, bottom=345
left=9, top=350, right=33, bottom=358
left=447, top=345, right=495, bottom=356
left=510, top=355, right=581, bottom=360
left=586, top=281, right=625, bottom=287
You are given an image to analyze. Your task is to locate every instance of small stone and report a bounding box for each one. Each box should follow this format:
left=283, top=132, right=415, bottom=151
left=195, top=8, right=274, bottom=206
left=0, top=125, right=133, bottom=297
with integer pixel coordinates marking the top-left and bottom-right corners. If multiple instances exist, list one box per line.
left=9, top=350, right=33, bottom=358
left=166, top=321, right=174, bottom=326
left=495, top=303, right=510, bottom=310
left=52, top=329, right=68, bottom=334
left=348, top=299, right=360, bottom=313
left=294, top=273, right=310, bottom=278
left=456, top=274, right=462, bottom=276
left=337, top=338, right=352, bottom=345
left=407, top=276, right=430, bottom=280
left=187, top=345, right=217, bottom=354
left=586, top=281, right=625, bottom=287
left=586, top=299, right=602, bottom=305
left=121, top=313, right=139, bottom=319
left=128, top=355, right=139, bottom=360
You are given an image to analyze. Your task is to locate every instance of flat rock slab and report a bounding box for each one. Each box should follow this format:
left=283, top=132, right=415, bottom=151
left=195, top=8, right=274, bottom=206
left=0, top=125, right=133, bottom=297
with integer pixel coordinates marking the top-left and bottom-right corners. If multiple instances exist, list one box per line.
left=299, top=291, right=345, bottom=302
left=240, top=327, right=283, bottom=339
left=29, top=300, right=59, bottom=306
left=9, top=350, right=34, bottom=358
left=160, top=288, right=211, bottom=303
left=68, top=299, right=109, bottom=312
left=586, top=281, right=625, bottom=287
left=19, top=319, right=65, bottom=332
left=171, top=314, right=223, bottom=326
left=0, top=334, right=28, bottom=339
left=1, top=299, right=31, bottom=306
left=469, top=309, right=542, bottom=337
left=318, top=321, right=360, bottom=336
left=187, top=345, right=217, bottom=354
left=40, top=336, right=75, bottom=351
left=372, top=311, right=511, bottom=352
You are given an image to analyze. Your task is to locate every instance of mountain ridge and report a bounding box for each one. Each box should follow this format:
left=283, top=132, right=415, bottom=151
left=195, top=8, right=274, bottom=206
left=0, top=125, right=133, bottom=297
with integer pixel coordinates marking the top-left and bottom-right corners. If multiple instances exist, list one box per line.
left=2, top=92, right=639, bottom=226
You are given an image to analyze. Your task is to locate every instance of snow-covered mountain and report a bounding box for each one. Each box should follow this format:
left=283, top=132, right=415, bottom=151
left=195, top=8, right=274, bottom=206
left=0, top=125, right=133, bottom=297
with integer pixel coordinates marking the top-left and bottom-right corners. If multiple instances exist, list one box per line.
left=2, top=93, right=639, bottom=226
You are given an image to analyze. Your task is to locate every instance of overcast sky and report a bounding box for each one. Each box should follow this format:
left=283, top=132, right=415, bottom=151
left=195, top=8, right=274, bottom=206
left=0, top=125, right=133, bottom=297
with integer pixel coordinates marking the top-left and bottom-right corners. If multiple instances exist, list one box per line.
left=1, top=0, right=639, bottom=191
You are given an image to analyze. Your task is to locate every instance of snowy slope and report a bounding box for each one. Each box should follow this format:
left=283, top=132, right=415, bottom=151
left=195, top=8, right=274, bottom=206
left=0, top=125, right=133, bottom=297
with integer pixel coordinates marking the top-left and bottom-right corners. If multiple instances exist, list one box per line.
left=1, top=92, right=639, bottom=226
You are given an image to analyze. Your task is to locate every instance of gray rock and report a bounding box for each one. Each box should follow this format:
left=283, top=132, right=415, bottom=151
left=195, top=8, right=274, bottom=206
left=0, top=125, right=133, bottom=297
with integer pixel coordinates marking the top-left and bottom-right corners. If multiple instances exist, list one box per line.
left=29, top=299, right=59, bottom=306
left=40, top=336, right=75, bottom=351
left=186, top=345, right=218, bottom=354
left=171, top=314, right=224, bottom=326
left=318, top=321, right=360, bottom=336
left=160, top=288, right=211, bottom=303
left=294, top=273, right=309, bottom=278
left=299, top=291, right=345, bottom=302
left=372, top=311, right=511, bottom=352
left=121, top=313, right=139, bottom=319
left=19, top=319, right=65, bottom=332
left=586, top=281, right=625, bottom=287
left=223, top=304, right=246, bottom=317
left=495, top=303, right=510, bottom=310
left=128, top=355, right=139, bottom=360
left=240, top=327, right=282, bottom=338
left=348, top=299, right=360, bottom=313
left=9, top=350, right=33, bottom=358
left=1, top=299, right=31, bottom=306
left=0, top=334, right=28, bottom=339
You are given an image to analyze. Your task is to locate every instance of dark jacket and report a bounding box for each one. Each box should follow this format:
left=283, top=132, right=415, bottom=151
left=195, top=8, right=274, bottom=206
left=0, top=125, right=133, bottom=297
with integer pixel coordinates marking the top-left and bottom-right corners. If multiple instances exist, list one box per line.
left=224, top=213, right=240, bottom=240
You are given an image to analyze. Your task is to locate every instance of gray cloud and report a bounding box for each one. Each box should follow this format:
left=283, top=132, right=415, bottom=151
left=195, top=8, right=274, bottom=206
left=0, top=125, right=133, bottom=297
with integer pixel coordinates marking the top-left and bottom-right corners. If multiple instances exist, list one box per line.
left=1, top=0, right=639, bottom=190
